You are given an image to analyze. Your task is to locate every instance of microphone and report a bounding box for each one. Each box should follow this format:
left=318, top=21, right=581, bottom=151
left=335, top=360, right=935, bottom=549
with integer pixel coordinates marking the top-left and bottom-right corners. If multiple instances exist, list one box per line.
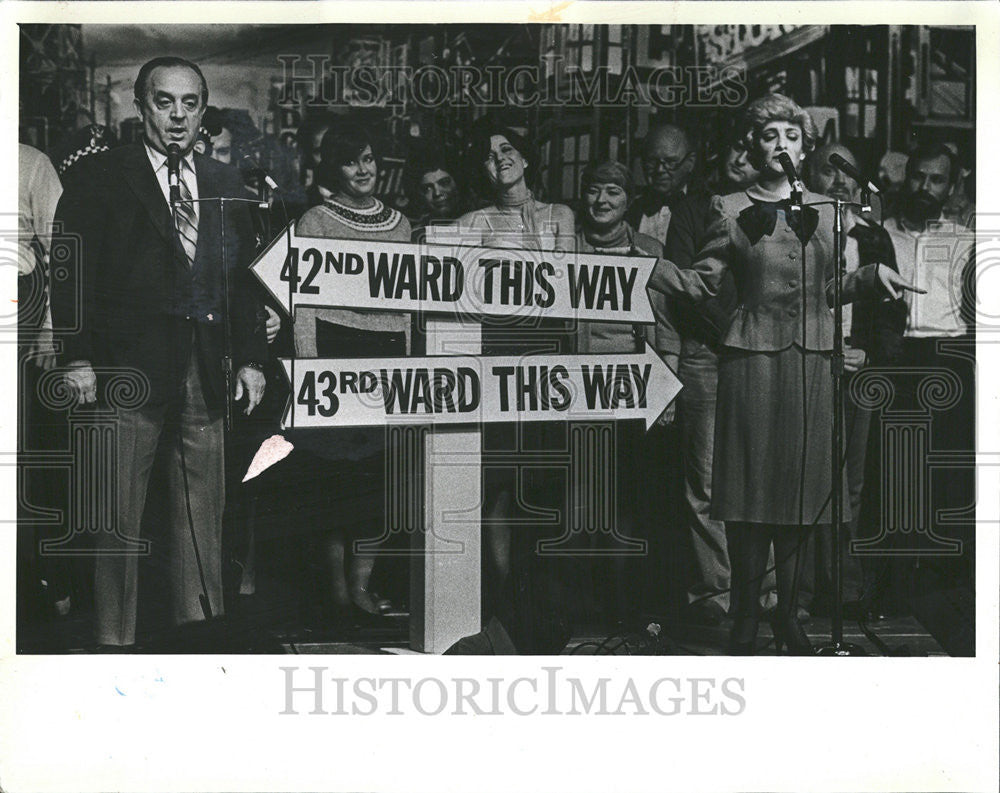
left=167, top=144, right=181, bottom=205
left=776, top=152, right=803, bottom=208
left=241, top=155, right=279, bottom=192
left=776, top=152, right=801, bottom=189
left=828, top=153, right=881, bottom=195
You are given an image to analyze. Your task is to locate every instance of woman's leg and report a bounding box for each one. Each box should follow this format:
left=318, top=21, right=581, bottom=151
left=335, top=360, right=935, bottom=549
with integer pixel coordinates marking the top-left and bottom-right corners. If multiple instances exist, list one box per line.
left=771, top=525, right=814, bottom=654
left=324, top=530, right=350, bottom=608
left=348, top=551, right=381, bottom=613
left=347, top=524, right=392, bottom=614
left=726, top=521, right=770, bottom=654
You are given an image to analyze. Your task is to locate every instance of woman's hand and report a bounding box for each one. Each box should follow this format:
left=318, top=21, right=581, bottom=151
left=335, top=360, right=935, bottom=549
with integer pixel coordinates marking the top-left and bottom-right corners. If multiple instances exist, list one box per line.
left=877, top=265, right=926, bottom=299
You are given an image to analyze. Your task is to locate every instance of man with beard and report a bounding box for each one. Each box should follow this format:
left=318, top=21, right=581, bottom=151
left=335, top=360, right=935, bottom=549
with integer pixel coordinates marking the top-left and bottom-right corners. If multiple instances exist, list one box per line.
left=872, top=142, right=975, bottom=618
left=803, top=142, right=908, bottom=617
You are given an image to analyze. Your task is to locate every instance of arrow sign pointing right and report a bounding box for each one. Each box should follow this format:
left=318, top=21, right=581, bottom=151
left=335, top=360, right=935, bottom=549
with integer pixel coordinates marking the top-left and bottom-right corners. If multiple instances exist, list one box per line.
left=251, top=222, right=656, bottom=325
left=280, top=344, right=680, bottom=431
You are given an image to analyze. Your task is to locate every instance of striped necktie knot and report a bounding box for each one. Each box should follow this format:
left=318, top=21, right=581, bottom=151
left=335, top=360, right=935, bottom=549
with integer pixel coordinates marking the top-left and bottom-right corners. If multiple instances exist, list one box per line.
left=173, top=166, right=198, bottom=266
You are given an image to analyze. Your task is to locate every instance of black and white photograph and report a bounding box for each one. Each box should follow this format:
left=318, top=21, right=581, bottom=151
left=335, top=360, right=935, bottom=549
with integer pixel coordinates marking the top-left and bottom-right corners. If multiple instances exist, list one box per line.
left=2, top=3, right=998, bottom=792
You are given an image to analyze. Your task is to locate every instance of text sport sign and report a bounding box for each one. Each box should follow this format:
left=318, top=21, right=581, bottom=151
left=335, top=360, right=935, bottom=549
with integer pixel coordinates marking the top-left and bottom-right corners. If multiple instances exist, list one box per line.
left=251, top=223, right=657, bottom=324
left=280, top=346, right=680, bottom=431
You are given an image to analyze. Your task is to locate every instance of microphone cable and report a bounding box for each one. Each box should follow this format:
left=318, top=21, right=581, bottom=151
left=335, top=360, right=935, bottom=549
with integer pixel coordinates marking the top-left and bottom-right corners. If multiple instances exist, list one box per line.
left=168, top=177, right=215, bottom=624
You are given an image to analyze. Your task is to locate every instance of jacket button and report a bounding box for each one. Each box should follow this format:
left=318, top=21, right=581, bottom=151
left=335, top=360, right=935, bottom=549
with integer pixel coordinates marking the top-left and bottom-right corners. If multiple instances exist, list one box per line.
left=788, top=280, right=798, bottom=288
left=788, top=308, right=798, bottom=317
left=788, top=252, right=797, bottom=260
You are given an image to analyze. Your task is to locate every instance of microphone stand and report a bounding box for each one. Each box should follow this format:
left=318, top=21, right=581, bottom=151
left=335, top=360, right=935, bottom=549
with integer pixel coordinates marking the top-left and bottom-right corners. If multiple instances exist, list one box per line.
left=170, top=190, right=270, bottom=630
left=174, top=194, right=270, bottom=431
left=803, top=191, right=870, bottom=657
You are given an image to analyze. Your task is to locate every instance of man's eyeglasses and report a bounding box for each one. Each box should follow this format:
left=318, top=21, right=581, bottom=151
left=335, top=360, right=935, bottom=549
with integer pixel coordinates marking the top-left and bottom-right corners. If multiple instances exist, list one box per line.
left=643, top=152, right=693, bottom=172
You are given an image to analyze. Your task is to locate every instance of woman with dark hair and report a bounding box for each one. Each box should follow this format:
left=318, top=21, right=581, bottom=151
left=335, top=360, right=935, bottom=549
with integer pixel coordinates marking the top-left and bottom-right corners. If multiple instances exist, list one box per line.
left=648, top=94, right=920, bottom=654
left=457, top=126, right=575, bottom=247
left=294, top=124, right=411, bottom=617
left=448, top=125, right=575, bottom=643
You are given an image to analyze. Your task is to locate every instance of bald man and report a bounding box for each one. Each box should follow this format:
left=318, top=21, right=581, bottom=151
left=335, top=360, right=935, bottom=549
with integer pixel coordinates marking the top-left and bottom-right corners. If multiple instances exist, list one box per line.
left=626, top=124, right=701, bottom=245
left=804, top=142, right=908, bottom=616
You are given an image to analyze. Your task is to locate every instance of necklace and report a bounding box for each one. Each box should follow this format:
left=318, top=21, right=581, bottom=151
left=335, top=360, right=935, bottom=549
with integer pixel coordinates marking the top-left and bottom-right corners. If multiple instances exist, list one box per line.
left=321, top=196, right=400, bottom=232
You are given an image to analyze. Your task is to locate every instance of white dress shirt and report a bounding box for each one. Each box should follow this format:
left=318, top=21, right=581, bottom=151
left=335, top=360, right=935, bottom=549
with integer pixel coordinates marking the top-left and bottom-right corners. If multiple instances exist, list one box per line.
left=886, top=216, right=973, bottom=338
left=144, top=141, right=199, bottom=224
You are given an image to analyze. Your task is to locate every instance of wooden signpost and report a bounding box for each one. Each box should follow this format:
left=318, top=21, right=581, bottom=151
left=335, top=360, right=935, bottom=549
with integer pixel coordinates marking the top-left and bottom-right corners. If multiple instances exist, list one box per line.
left=251, top=224, right=681, bottom=652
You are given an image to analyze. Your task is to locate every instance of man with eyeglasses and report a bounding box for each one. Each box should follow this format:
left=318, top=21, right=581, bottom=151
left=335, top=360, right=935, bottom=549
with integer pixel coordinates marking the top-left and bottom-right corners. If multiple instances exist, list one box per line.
left=625, top=123, right=700, bottom=246
left=624, top=123, right=709, bottom=623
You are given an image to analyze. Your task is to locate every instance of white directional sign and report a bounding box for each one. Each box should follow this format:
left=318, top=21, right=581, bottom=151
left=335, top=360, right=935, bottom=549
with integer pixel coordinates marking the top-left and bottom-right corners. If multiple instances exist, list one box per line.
left=251, top=223, right=657, bottom=324
left=280, top=345, right=680, bottom=431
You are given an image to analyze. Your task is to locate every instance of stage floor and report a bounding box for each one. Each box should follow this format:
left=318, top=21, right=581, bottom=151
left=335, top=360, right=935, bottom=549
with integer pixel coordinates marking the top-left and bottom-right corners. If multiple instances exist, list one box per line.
left=276, top=614, right=947, bottom=656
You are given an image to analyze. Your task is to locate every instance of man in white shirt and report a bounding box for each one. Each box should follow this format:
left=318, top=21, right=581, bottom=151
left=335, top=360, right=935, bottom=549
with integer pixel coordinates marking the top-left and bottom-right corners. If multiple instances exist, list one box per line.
left=871, top=143, right=975, bottom=617
left=887, top=145, right=974, bottom=340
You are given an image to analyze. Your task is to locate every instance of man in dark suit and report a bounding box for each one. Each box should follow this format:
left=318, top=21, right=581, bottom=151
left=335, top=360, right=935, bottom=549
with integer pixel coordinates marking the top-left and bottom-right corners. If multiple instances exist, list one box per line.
left=51, top=56, right=267, bottom=648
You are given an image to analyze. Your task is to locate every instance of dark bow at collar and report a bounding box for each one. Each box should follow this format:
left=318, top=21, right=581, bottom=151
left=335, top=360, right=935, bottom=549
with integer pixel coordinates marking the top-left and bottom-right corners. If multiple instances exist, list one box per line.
left=638, top=189, right=686, bottom=217
left=737, top=199, right=818, bottom=246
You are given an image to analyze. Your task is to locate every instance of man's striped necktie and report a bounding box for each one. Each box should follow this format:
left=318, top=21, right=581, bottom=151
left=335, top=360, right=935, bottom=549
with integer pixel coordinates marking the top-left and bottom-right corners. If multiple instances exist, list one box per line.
left=173, top=167, right=198, bottom=266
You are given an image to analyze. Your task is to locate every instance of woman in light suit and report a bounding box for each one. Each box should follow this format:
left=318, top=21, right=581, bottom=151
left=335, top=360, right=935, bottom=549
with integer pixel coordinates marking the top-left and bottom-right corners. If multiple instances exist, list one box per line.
left=649, top=94, right=920, bottom=654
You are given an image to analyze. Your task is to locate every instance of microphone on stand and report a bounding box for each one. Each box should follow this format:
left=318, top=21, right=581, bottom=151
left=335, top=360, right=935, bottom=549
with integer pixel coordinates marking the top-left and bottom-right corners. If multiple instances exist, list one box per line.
left=239, top=155, right=278, bottom=244
left=828, top=153, right=881, bottom=195
left=828, top=153, right=879, bottom=213
left=242, top=156, right=279, bottom=192
left=167, top=144, right=182, bottom=205
left=776, top=152, right=803, bottom=211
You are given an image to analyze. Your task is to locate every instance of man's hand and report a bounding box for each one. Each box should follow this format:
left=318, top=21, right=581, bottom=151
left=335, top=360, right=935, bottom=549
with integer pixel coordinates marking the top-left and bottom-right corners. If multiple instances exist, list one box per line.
left=234, top=366, right=266, bottom=415
left=843, top=345, right=867, bottom=374
left=264, top=306, right=281, bottom=345
left=64, top=360, right=97, bottom=405
left=32, top=326, right=57, bottom=370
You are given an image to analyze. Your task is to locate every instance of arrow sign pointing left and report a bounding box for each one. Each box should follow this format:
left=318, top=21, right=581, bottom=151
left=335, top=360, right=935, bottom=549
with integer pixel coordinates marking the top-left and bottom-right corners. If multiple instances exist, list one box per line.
left=280, top=345, right=680, bottom=431
left=251, top=222, right=656, bottom=324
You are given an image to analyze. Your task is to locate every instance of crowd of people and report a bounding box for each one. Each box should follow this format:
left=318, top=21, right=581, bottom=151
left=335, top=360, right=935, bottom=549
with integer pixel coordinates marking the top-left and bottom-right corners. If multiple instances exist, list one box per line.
left=18, top=54, right=976, bottom=654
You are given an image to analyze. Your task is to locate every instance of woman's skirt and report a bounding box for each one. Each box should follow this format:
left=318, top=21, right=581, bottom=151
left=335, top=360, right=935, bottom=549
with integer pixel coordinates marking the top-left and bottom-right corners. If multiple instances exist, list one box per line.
left=711, top=344, right=849, bottom=526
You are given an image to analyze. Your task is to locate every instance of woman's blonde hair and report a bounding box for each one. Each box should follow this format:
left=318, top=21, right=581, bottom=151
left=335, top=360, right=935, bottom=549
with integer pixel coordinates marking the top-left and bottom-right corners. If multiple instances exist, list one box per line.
left=742, top=93, right=819, bottom=170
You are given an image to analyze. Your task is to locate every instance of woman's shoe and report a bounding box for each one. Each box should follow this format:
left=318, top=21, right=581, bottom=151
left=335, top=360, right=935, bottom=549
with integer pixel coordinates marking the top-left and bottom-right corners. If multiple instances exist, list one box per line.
left=350, top=588, right=393, bottom=615
left=769, top=613, right=814, bottom=656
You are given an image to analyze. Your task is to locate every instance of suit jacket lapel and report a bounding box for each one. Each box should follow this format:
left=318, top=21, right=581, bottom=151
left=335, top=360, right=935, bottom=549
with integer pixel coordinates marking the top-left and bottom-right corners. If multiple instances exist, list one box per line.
left=193, top=154, right=219, bottom=270
left=121, top=143, right=175, bottom=246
